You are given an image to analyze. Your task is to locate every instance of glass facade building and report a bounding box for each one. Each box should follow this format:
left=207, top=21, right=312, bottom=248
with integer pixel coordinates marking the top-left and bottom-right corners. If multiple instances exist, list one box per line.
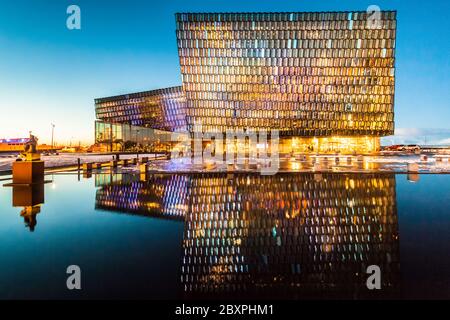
left=176, top=11, right=396, bottom=154
left=94, top=86, right=187, bottom=151
left=94, top=120, right=176, bottom=152
left=94, top=11, right=397, bottom=154
left=95, top=86, right=187, bottom=132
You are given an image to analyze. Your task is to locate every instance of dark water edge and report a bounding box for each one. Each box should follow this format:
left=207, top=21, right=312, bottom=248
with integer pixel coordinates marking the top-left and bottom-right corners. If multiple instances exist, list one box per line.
left=0, top=172, right=449, bottom=300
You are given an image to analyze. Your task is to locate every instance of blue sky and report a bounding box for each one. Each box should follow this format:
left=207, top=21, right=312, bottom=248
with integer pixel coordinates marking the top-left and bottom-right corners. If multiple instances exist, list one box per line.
left=0, top=0, right=449, bottom=145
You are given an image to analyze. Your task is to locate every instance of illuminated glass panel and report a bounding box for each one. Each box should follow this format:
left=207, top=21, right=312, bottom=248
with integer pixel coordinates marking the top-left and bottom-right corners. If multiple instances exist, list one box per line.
left=95, top=86, right=187, bottom=132
left=175, top=11, right=396, bottom=137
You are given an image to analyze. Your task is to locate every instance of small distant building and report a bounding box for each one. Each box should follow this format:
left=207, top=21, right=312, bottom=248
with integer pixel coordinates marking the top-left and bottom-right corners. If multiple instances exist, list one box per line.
left=0, top=138, right=60, bottom=153
left=0, top=138, right=31, bottom=152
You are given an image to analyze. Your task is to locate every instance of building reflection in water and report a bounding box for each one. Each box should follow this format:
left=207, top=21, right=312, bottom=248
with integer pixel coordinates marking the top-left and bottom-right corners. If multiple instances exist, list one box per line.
left=95, top=173, right=189, bottom=220
left=95, top=172, right=399, bottom=299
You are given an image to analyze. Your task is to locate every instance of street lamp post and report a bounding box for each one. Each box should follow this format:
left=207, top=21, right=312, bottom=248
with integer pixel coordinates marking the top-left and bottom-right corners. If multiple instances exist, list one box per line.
left=136, top=129, right=140, bottom=160
left=51, top=123, right=55, bottom=153
left=110, top=125, right=113, bottom=153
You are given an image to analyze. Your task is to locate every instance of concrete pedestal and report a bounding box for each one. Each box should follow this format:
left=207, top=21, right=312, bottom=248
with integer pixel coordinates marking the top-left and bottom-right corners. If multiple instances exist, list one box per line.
left=12, top=161, right=44, bottom=185
left=83, top=172, right=92, bottom=179
left=407, top=173, right=420, bottom=182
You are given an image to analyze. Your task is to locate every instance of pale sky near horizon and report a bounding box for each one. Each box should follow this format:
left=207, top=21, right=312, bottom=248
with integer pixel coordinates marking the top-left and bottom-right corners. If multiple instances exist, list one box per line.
left=0, top=0, right=449, bottom=145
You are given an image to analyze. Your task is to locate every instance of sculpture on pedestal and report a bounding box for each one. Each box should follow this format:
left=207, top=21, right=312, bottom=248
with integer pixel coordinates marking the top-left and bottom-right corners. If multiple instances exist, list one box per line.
left=3, top=133, right=48, bottom=232
left=19, top=133, right=40, bottom=162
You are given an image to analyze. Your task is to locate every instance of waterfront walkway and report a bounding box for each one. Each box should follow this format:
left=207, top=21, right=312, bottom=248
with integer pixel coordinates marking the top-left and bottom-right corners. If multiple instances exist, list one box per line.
left=147, top=154, right=450, bottom=174
left=1, top=153, right=449, bottom=175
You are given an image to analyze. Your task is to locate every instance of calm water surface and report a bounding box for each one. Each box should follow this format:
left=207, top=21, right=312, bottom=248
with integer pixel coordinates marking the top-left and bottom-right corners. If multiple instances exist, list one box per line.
left=0, top=172, right=449, bottom=299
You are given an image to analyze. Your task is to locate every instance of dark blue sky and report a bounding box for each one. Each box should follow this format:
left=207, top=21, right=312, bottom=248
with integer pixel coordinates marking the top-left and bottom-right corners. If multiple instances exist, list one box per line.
left=0, top=0, right=449, bottom=144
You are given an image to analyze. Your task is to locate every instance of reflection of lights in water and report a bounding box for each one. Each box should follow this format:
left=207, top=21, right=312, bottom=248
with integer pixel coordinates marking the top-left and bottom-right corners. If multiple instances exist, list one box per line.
left=51, top=183, right=56, bottom=189
left=145, top=202, right=160, bottom=209
left=176, top=173, right=399, bottom=297
left=345, top=178, right=355, bottom=189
